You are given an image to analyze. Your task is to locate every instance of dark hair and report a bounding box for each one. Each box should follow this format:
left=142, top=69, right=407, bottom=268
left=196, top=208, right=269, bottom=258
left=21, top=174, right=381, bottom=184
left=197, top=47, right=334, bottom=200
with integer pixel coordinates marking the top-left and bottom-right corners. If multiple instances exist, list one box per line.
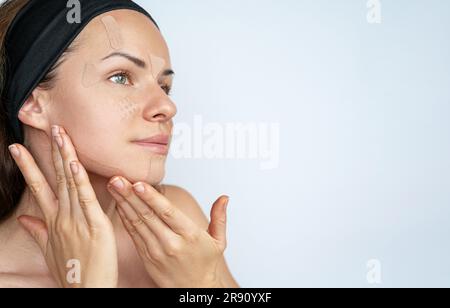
left=0, top=0, right=78, bottom=222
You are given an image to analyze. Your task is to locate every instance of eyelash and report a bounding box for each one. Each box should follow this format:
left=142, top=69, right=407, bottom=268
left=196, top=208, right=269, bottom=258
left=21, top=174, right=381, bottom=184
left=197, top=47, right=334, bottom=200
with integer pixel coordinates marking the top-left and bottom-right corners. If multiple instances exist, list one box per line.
left=109, top=71, right=172, bottom=95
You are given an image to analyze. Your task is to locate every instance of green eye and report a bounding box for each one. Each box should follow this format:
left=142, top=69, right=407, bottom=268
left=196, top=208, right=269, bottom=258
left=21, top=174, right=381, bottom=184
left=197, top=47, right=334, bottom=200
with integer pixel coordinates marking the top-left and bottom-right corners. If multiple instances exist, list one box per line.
left=109, top=72, right=130, bottom=85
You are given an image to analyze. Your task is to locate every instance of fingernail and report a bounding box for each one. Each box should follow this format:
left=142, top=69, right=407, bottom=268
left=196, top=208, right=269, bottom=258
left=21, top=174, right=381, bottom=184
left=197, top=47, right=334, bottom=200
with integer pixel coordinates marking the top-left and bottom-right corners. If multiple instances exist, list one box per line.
left=8, top=145, right=20, bottom=158
left=111, top=178, right=124, bottom=190
left=51, top=125, right=60, bottom=137
left=133, top=183, right=145, bottom=193
left=70, top=161, right=79, bottom=174
left=54, top=136, right=63, bottom=148
left=224, top=197, right=230, bottom=210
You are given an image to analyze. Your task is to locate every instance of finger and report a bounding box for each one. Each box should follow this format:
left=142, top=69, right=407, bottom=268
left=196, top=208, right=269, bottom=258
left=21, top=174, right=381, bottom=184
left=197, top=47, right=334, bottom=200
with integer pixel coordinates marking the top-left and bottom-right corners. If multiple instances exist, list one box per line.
left=69, top=160, right=108, bottom=228
left=130, top=181, right=197, bottom=237
left=51, top=126, right=71, bottom=219
left=208, top=196, right=229, bottom=249
left=17, top=215, right=49, bottom=253
left=8, top=144, right=57, bottom=222
left=108, top=178, right=178, bottom=242
left=107, top=184, right=159, bottom=244
left=53, top=126, right=84, bottom=220
left=116, top=206, right=161, bottom=255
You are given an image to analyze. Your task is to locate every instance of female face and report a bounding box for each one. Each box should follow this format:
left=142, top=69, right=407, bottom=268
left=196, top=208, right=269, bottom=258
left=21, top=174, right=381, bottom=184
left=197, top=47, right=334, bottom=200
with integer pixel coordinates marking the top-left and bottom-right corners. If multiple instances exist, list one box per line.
left=42, top=10, right=177, bottom=185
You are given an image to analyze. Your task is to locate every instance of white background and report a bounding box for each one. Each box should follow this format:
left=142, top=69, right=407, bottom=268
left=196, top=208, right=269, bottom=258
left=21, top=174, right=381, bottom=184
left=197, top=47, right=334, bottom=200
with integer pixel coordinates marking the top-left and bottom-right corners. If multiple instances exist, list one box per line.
left=146, top=0, right=450, bottom=287
left=4, top=0, right=449, bottom=287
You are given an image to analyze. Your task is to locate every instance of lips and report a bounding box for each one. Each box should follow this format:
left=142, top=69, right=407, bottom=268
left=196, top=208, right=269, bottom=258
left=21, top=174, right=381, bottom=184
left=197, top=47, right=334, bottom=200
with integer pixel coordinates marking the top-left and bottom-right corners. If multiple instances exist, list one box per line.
left=133, top=134, right=170, bottom=145
left=132, top=134, right=170, bottom=155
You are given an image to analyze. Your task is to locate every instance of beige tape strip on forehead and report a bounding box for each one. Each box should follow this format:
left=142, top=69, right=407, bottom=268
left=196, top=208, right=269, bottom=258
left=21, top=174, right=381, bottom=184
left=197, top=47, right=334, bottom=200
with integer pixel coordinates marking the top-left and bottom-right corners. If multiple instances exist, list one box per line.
left=82, top=15, right=168, bottom=88
left=82, top=15, right=123, bottom=87
left=101, top=15, right=124, bottom=50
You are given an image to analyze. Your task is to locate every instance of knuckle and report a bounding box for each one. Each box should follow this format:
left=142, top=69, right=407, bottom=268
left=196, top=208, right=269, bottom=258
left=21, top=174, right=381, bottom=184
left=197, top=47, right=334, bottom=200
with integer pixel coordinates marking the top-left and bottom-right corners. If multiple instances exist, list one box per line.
left=216, top=217, right=227, bottom=226
left=28, top=181, right=42, bottom=196
left=185, top=231, right=200, bottom=243
left=160, top=206, right=176, bottom=220
left=75, top=222, right=89, bottom=236
left=149, top=248, right=164, bottom=263
left=130, top=218, right=144, bottom=228
left=66, top=177, right=77, bottom=190
left=55, top=174, right=66, bottom=185
left=123, top=219, right=137, bottom=235
left=128, top=225, right=138, bottom=236
left=79, top=197, right=97, bottom=210
left=164, top=240, right=182, bottom=257
left=140, top=209, right=157, bottom=222
left=88, top=221, right=110, bottom=238
left=55, top=220, right=71, bottom=234
left=137, top=245, right=149, bottom=259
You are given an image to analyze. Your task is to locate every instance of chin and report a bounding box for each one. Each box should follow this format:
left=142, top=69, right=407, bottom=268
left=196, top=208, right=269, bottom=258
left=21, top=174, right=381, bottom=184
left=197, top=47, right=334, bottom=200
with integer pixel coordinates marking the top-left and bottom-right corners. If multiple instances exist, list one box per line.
left=125, top=160, right=167, bottom=185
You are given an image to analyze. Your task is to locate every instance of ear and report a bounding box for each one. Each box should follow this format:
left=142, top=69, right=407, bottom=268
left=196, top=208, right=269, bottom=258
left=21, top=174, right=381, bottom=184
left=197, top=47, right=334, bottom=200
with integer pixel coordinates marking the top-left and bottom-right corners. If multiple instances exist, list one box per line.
left=17, top=87, right=51, bottom=133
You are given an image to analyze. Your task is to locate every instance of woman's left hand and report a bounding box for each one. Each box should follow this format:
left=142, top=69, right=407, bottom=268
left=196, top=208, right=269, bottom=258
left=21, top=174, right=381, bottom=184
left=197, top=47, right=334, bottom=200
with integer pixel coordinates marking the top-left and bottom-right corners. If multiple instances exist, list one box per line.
left=106, top=177, right=229, bottom=288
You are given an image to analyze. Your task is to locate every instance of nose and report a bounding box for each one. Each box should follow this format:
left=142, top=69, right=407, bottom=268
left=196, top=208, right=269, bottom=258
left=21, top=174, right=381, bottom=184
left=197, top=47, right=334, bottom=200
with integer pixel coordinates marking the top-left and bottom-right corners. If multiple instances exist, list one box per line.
left=142, top=86, right=178, bottom=122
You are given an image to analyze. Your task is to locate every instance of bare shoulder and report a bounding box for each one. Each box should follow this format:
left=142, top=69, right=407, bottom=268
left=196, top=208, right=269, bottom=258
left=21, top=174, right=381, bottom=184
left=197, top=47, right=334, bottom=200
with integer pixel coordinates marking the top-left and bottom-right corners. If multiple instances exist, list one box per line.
left=160, top=184, right=209, bottom=229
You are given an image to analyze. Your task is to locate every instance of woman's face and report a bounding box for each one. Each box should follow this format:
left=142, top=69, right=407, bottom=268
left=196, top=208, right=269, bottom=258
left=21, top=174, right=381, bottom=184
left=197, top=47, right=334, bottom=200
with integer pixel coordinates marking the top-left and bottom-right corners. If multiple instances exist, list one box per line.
left=44, top=10, right=177, bottom=185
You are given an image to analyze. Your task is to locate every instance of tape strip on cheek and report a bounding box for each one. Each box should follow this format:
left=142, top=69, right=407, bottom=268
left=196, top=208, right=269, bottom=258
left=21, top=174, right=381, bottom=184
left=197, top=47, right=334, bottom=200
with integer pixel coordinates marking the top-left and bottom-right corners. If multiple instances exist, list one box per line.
left=117, top=96, right=140, bottom=122
left=101, top=15, right=124, bottom=50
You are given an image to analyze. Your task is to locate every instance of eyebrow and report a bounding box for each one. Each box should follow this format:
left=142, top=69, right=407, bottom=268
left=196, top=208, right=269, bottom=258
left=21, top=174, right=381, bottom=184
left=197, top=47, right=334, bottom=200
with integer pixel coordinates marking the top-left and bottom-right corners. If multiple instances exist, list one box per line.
left=101, top=52, right=175, bottom=77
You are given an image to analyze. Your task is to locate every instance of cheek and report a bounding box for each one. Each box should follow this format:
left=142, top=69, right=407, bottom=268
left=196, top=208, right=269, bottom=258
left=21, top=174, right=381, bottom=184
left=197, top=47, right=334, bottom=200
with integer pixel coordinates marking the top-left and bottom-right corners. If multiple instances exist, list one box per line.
left=117, top=96, right=140, bottom=122
left=51, top=82, right=168, bottom=184
left=59, top=93, right=127, bottom=139
left=74, top=134, right=168, bottom=185
left=65, top=102, right=167, bottom=184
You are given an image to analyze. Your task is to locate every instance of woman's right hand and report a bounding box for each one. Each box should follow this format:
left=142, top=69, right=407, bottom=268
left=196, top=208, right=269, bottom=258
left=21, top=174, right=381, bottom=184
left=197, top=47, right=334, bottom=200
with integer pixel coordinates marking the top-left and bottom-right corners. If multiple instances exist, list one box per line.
left=8, top=125, right=118, bottom=288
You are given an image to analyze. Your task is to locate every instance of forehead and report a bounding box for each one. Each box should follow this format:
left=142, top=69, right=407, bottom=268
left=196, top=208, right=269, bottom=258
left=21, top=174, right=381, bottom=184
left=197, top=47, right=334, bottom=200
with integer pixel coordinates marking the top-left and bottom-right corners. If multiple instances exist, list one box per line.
left=75, top=9, right=170, bottom=62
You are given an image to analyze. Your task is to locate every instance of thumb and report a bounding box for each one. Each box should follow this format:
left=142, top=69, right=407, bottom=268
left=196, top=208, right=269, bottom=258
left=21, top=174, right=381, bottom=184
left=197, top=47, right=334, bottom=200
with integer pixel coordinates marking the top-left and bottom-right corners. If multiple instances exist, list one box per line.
left=208, top=196, right=229, bottom=249
left=17, top=215, right=49, bottom=252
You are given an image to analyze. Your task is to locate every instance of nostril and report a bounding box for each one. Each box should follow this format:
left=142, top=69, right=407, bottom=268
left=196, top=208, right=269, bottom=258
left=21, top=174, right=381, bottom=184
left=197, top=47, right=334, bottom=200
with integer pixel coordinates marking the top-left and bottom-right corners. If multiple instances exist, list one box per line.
left=153, top=114, right=166, bottom=120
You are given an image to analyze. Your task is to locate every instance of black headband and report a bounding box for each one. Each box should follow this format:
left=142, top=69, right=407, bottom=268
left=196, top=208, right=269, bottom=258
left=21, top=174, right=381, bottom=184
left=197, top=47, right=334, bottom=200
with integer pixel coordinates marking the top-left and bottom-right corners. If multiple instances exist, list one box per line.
left=3, top=0, right=159, bottom=144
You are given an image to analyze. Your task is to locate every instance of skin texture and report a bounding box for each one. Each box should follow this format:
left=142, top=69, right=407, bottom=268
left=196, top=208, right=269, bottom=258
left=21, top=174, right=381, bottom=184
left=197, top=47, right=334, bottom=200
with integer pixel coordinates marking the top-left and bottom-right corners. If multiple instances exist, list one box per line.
left=0, top=10, right=239, bottom=288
